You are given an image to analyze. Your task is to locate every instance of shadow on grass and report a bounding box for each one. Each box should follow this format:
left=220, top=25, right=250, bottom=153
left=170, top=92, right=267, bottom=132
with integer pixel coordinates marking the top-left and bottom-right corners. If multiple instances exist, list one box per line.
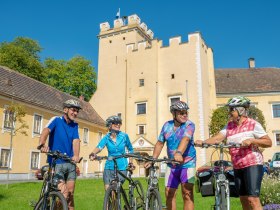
left=0, top=193, right=7, bottom=201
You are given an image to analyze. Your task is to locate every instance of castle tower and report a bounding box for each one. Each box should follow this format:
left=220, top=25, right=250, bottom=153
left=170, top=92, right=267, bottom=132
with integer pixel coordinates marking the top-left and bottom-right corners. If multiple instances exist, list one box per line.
left=90, top=14, right=216, bottom=172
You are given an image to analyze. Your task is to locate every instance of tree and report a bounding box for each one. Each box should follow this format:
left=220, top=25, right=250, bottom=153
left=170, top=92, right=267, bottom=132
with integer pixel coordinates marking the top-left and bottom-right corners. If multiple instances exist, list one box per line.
left=4, top=103, right=29, bottom=188
left=0, top=37, right=45, bottom=82
left=209, top=106, right=267, bottom=136
left=44, top=56, right=96, bottom=101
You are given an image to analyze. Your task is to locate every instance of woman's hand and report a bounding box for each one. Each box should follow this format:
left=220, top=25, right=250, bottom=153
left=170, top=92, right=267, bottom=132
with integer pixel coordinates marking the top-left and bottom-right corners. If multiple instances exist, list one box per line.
left=89, top=152, right=97, bottom=161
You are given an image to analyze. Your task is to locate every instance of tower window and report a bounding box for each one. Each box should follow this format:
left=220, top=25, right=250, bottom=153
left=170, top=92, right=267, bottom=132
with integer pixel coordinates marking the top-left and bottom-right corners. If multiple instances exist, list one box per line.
left=123, top=37, right=126, bottom=40
left=171, top=74, right=175, bottom=79
left=109, top=40, right=112, bottom=43
left=139, top=79, right=144, bottom=87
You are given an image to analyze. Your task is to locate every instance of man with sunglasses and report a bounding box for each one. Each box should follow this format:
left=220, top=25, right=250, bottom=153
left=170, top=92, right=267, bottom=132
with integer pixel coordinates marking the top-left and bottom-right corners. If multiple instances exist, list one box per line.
left=89, top=115, right=134, bottom=190
left=145, top=100, right=196, bottom=210
left=38, top=99, right=82, bottom=210
left=195, top=96, right=272, bottom=210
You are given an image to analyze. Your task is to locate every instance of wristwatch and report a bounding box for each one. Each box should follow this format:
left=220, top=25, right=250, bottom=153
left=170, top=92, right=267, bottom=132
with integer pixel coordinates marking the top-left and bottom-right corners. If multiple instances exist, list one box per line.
left=175, top=150, right=183, bottom=155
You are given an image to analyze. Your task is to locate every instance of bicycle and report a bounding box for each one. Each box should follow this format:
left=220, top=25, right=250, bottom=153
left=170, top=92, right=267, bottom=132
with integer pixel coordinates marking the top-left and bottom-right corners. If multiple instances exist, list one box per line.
left=196, top=143, right=241, bottom=210
left=94, top=153, right=145, bottom=210
left=33, top=150, right=82, bottom=210
left=139, top=156, right=179, bottom=210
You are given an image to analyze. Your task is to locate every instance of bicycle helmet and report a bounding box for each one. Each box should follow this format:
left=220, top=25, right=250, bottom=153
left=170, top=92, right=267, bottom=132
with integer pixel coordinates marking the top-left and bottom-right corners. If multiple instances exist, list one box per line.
left=63, top=99, right=82, bottom=110
left=170, top=101, right=189, bottom=113
left=106, top=115, right=122, bottom=128
left=226, top=96, right=250, bottom=108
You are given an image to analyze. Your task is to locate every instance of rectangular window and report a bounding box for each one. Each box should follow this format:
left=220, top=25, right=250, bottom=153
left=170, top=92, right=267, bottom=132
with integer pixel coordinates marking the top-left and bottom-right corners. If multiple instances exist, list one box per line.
left=30, top=152, right=39, bottom=169
left=272, top=104, right=280, bottom=118
left=33, top=114, right=42, bottom=135
left=3, top=106, right=15, bottom=129
left=169, top=96, right=181, bottom=107
left=0, top=149, right=11, bottom=168
left=139, top=79, right=144, bottom=87
left=136, top=103, right=147, bottom=115
left=276, top=133, right=280, bottom=146
left=138, top=125, right=146, bottom=135
left=83, top=128, right=89, bottom=144
left=98, top=132, right=103, bottom=141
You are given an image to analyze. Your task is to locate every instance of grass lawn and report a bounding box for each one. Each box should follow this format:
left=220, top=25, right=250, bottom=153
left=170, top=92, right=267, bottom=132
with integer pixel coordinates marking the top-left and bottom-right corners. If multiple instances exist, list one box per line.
left=0, top=178, right=242, bottom=209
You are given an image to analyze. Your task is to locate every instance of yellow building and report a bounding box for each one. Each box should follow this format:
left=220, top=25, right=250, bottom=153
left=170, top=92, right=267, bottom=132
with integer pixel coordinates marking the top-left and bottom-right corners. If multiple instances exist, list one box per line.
left=90, top=14, right=280, bottom=171
left=0, top=66, right=107, bottom=180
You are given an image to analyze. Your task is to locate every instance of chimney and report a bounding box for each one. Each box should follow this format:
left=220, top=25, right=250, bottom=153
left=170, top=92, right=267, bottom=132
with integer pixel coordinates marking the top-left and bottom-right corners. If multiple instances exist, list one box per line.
left=79, top=95, right=84, bottom=101
left=248, top=58, right=255, bottom=69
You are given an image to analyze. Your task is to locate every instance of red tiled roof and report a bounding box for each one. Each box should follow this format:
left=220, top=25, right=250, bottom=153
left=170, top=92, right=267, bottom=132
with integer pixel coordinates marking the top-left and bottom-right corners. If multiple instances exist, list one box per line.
left=0, top=65, right=105, bottom=126
left=215, top=68, right=280, bottom=94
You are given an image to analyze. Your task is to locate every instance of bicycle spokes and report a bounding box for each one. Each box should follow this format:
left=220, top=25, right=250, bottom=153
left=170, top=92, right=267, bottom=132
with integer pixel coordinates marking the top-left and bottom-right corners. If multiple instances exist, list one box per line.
left=106, top=190, right=119, bottom=210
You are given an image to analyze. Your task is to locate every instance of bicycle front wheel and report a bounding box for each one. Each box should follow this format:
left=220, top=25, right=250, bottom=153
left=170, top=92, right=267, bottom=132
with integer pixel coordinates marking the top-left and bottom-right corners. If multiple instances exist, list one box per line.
left=133, top=180, right=145, bottom=210
left=34, top=191, right=67, bottom=210
left=218, top=185, right=227, bottom=210
left=103, top=185, right=121, bottom=210
left=146, top=189, right=162, bottom=210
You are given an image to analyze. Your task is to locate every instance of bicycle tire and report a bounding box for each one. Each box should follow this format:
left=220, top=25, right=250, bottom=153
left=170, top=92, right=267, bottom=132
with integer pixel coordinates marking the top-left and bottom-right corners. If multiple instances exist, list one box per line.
left=219, top=185, right=227, bottom=210
left=132, top=180, right=145, bottom=210
left=34, top=191, right=67, bottom=210
left=103, top=185, right=121, bottom=210
left=146, top=189, right=162, bottom=210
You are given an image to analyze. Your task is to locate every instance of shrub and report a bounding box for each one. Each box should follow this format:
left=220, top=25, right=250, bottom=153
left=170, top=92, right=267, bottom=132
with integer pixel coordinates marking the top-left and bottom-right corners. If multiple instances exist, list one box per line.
left=260, top=174, right=280, bottom=206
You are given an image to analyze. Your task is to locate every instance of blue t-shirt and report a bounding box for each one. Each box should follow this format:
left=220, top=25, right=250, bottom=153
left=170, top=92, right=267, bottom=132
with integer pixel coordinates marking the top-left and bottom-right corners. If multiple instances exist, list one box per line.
left=97, top=131, right=134, bottom=170
left=158, top=120, right=196, bottom=168
left=47, top=116, right=79, bottom=164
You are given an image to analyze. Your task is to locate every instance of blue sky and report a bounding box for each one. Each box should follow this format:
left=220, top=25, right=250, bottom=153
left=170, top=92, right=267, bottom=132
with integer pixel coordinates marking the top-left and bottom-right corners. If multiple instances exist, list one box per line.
left=1, top=0, right=280, bottom=71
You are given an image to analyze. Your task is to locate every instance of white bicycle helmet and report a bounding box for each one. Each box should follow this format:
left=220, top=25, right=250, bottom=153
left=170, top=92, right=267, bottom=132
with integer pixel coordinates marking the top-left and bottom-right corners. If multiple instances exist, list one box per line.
left=226, top=96, right=250, bottom=108
left=63, top=99, right=82, bottom=110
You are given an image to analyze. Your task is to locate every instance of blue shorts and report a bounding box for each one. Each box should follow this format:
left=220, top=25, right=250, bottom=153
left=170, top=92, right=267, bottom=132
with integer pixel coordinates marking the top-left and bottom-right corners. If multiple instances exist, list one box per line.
left=165, top=167, right=195, bottom=189
left=103, top=169, right=127, bottom=185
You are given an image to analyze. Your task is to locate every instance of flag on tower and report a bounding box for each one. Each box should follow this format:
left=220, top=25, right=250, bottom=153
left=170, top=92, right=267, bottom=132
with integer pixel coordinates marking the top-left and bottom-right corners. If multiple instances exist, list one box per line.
left=116, top=8, right=120, bottom=19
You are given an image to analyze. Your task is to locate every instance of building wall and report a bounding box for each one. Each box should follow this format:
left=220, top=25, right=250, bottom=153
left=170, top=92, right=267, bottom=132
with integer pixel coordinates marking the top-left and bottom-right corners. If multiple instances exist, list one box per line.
left=0, top=96, right=107, bottom=180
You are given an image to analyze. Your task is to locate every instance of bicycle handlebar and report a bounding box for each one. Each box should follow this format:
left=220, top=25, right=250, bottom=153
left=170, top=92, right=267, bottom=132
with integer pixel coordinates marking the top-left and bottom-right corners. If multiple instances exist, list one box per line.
left=46, top=150, right=83, bottom=164
left=195, top=143, right=242, bottom=149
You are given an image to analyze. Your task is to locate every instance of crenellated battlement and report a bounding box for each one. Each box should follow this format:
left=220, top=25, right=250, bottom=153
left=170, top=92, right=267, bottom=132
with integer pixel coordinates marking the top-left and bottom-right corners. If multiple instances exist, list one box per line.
left=99, top=14, right=154, bottom=40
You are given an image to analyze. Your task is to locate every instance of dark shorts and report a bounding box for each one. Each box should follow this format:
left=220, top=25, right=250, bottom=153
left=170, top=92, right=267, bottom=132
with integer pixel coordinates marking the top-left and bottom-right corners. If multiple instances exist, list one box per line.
left=234, top=165, right=263, bottom=196
left=103, top=169, right=127, bottom=185
left=55, top=163, right=77, bottom=181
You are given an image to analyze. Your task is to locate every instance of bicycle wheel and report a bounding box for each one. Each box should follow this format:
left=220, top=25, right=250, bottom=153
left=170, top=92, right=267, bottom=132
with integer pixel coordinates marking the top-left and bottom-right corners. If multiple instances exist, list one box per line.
left=219, top=185, right=227, bottom=210
left=103, top=185, right=121, bottom=210
left=34, top=191, right=67, bottom=210
left=146, top=189, right=162, bottom=210
left=132, top=180, right=145, bottom=210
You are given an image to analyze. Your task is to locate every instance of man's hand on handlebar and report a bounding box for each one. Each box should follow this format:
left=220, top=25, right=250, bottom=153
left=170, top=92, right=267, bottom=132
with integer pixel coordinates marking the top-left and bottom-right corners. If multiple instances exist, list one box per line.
left=37, top=144, right=49, bottom=153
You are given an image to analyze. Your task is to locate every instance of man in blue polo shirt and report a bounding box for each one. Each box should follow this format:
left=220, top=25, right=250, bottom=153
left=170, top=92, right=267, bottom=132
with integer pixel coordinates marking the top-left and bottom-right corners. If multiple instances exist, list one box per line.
left=38, top=99, right=81, bottom=210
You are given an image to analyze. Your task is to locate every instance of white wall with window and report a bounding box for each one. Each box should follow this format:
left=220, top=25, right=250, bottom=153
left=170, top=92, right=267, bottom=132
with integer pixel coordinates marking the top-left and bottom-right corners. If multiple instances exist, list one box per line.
left=83, top=128, right=89, bottom=144
left=32, top=113, right=43, bottom=137
left=98, top=131, right=103, bottom=141
left=30, top=151, right=40, bottom=169
left=136, top=102, right=147, bottom=115
left=272, top=103, right=280, bottom=118
left=139, top=79, right=144, bottom=87
left=137, top=124, right=146, bottom=135
left=0, top=148, right=12, bottom=168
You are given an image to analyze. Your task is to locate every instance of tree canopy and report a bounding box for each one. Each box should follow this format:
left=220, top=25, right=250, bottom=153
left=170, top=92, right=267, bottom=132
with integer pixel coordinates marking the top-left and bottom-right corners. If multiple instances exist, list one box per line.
left=209, top=105, right=267, bottom=136
left=0, top=37, right=96, bottom=101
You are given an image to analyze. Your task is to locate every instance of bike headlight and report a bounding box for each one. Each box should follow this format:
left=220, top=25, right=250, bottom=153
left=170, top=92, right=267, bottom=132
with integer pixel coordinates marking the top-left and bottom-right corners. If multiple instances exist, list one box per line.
left=218, top=174, right=226, bottom=182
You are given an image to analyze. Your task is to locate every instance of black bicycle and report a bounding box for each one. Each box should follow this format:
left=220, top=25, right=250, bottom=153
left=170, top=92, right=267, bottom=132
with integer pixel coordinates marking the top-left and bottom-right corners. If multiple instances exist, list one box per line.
left=33, top=150, right=82, bottom=210
left=140, top=156, right=179, bottom=210
left=95, top=154, right=145, bottom=210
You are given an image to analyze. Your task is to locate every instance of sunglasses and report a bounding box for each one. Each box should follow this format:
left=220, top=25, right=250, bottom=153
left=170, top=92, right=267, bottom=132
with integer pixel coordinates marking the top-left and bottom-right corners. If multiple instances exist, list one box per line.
left=69, top=107, right=80, bottom=113
left=228, top=107, right=237, bottom=112
left=177, top=111, right=188, bottom=116
left=112, top=122, right=122, bottom=125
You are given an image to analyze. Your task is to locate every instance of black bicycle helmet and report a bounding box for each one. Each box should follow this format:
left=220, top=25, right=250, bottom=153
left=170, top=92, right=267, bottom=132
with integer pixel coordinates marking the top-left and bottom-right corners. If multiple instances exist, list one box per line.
left=63, top=99, right=82, bottom=110
left=106, top=115, right=122, bottom=128
left=226, top=96, right=250, bottom=108
left=170, top=101, right=189, bottom=113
